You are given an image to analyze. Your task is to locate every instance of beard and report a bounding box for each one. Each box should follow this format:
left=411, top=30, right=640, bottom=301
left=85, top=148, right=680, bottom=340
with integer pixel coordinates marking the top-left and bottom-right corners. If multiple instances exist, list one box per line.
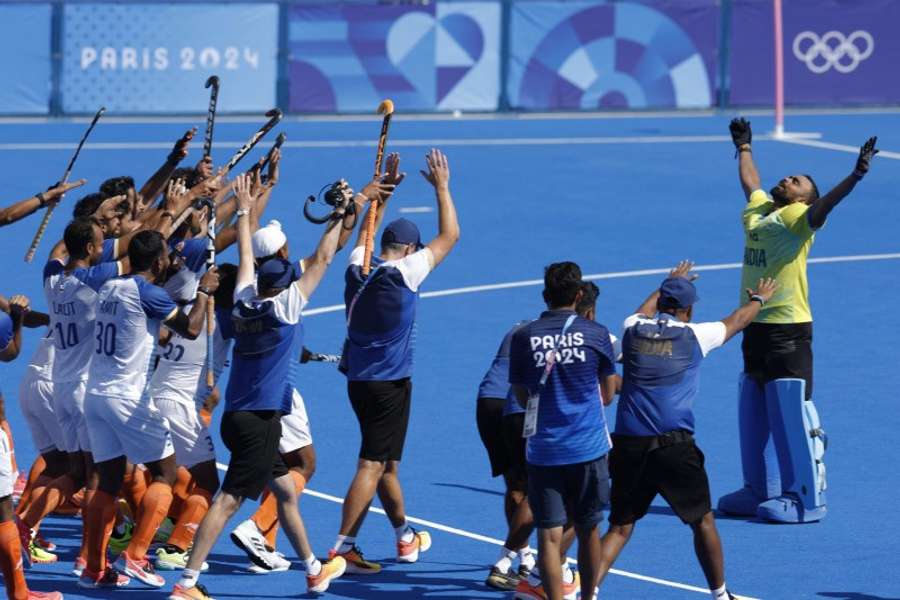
left=770, top=184, right=789, bottom=205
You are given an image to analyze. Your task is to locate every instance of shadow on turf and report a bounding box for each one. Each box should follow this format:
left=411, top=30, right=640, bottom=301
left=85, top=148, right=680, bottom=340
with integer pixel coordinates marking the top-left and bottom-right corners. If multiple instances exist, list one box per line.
left=818, top=594, right=900, bottom=600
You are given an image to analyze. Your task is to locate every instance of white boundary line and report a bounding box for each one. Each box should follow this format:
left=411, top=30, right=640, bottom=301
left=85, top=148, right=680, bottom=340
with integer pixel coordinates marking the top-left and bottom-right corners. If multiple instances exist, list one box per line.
left=213, top=462, right=750, bottom=597
left=301, top=252, right=900, bottom=317
left=775, top=137, right=900, bottom=160
left=0, top=132, right=821, bottom=152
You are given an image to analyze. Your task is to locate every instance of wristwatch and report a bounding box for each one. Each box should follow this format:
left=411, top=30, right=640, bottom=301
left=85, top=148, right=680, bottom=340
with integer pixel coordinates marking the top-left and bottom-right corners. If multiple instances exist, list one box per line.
left=236, top=208, right=250, bottom=217
left=750, top=294, right=765, bottom=305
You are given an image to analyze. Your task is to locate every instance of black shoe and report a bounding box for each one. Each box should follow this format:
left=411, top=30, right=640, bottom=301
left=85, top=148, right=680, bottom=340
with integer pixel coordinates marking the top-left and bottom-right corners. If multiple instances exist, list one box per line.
left=485, top=566, right=519, bottom=591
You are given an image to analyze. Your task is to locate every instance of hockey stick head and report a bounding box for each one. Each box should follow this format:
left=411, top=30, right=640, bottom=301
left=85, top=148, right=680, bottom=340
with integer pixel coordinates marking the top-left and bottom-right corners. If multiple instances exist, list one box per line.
left=265, top=108, right=283, bottom=123
left=205, top=75, right=220, bottom=90
left=377, top=99, right=394, bottom=116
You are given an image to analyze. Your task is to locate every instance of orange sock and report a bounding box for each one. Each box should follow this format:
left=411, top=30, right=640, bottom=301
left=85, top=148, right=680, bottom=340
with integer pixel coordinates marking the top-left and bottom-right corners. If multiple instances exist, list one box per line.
left=22, top=474, right=76, bottom=530
left=77, top=488, right=95, bottom=563
left=167, top=487, right=212, bottom=551
left=126, top=481, right=173, bottom=560
left=0, top=520, right=29, bottom=600
left=84, top=490, right=117, bottom=574
left=121, top=466, right=149, bottom=519
left=252, top=471, right=306, bottom=548
left=0, top=421, right=16, bottom=475
left=168, top=467, right=192, bottom=520
left=15, top=456, right=47, bottom=514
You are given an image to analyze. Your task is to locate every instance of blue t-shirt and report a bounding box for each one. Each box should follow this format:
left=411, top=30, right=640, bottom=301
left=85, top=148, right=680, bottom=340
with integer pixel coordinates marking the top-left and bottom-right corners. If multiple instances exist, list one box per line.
left=615, top=313, right=726, bottom=436
left=509, top=310, right=616, bottom=467
left=343, top=246, right=432, bottom=381
left=169, top=238, right=208, bottom=274
left=225, top=280, right=306, bottom=413
left=477, top=321, right=530, bottom=416
left=0, top=312, right=13, bottom=353
left=99, top=238, right=117, bottom=263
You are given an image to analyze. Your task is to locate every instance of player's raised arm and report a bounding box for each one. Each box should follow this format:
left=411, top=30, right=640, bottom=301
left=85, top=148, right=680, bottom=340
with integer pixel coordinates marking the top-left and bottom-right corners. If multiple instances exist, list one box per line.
left=137, top=127, right=196, bottom=210
left=0, top=179, right=86, bottom=227
left=164, top=268, right=219, bottom=340
left=233, top=174, right=257, bottom=295
left=346, top=152, right=403, bottom=251
left=421, top=148, right=460, bottom=268
left=807, top=136, right=879, bottom=229
left=730, top=118, right=760, bottom=200
left=297, top=185, right=356, bottom=301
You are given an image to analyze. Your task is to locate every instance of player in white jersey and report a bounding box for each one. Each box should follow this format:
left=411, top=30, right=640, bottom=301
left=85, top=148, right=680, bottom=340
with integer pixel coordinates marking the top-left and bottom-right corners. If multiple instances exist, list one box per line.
left=79, top=230, right=218, bottom=590
left=17, top=218, right=125, bottom=569
left=0, top=297, right=64, bottom=600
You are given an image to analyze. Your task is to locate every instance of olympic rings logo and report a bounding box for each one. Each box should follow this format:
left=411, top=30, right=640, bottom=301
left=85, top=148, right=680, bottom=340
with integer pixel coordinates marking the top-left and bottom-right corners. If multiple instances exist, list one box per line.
left=792, top=30, right=874, bottom=74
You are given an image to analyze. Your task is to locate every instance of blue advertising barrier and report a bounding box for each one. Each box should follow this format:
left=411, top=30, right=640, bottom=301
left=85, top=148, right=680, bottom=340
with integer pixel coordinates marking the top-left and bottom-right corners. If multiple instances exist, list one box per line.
left=729, top=0, right=898, bottom=106
left=0, top=4, right=52, bottom=114
left=287, top=2, right=501, bottom=113
left=507, top=1, right=719, bottom=110
left=61, top=3, right=279, bottom=113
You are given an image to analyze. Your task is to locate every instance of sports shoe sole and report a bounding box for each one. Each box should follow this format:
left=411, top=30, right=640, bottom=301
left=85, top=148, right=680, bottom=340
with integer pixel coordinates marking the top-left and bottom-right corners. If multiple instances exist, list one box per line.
left=308, top=559, right=347, bottom=594
left=114, top=556, right=165, bottom=588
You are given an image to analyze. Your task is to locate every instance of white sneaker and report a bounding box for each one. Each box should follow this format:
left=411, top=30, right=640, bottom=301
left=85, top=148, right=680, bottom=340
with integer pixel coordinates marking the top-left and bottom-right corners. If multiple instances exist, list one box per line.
left=230, top=519, right=275, bottom=571
left=247, top=552, right=290, bottom=574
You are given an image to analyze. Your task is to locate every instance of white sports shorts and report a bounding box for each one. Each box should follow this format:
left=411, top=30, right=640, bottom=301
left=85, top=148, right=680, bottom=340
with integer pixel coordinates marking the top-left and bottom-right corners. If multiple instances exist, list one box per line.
left=85, top=392, right=174, bottom=464
left=279, top=388, right=313, bottom=454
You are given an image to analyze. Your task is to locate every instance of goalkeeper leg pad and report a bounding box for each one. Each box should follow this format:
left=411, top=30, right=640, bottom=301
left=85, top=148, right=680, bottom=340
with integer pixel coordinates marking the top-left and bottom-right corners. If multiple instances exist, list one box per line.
left=757, top=378, right=827, bottom=523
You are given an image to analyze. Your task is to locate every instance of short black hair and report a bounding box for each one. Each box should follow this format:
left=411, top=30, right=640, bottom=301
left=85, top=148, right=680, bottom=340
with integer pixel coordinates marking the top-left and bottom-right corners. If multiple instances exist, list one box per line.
left=169, top=167, right=201, bottom=190
left=214, top=263, right=238, bottom=309
left=64, top=218, right=97, bottom=259
left=72, top=193, right=105, bottom=219
left=100, top=176, right=135, bottom=199
left=803, top=174, right=820, bottom=201
left=128, top=230, right=166, bottom=272
left=576, top=281, right=599, bottom=317
left=542, top=261, right=582, bottom=308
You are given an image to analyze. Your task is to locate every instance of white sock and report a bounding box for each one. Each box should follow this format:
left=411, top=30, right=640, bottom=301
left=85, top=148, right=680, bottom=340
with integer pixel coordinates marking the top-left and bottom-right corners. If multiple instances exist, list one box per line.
left=177, top=568, right=200, bottom=589
left=561, top=563, right=574, bottom=585
left=303, top=555, right=322, bottom=577
left=711, top=583, right=729, bottom=599
left=395, top=520, right=414, bottom=544
left=493, top=547, right=517, bottom=573
left=333, top=535, right=354, bottom=553
left=518, top=546, right=536, bottom=571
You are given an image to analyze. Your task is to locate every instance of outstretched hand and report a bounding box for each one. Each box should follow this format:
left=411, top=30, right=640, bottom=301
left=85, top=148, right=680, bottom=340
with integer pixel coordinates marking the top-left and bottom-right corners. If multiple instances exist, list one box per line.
left=43, top=179, right=87, bottom=206
left=854, top=136, right=879, bottom=178
left=420, top=148, right=449, bottom=189
left=232, top=174, right=255, bottom=212
left=729, top=117, right=752, bottom=149
left=169, top=127, right=197, bottom=163
left=669, top=260, right=699, bottom=281
left=381, top=152, right=406, bottom=187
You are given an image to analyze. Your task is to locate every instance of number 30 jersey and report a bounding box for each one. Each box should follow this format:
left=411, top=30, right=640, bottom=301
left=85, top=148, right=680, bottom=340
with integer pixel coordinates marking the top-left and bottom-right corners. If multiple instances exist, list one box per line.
left=88, top=275, right=178, bottom=399
left=43, top=259, right=122, bottom=384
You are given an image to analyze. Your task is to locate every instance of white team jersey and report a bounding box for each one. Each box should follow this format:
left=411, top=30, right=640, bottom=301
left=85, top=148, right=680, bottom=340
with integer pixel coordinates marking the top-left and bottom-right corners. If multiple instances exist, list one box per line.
left=87, top=275, right=178, bottom=399
left=25, top=334, right=55, bottom=380
left=146, top=303, right=208, bottom=405
left=44, top=260, right=121, bottom=383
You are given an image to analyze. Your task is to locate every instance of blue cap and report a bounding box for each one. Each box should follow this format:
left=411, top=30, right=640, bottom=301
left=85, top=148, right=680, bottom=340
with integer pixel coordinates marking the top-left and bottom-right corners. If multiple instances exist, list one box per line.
left=658, top=277, right=699, bottom=309
left=381, top=218, right=423, bottom=249
left=257, top=257, right=295, bottom=291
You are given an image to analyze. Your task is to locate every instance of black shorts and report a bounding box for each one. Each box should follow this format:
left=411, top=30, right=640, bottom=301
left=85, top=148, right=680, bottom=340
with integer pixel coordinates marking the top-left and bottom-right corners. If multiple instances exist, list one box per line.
left=220, top=410, right=288, bottom=500
left=527, top=455, right=610, bottom=529
left=501, top=412, right=527, bottom=490
left=742, top=322, right=813, bottom=399
left=476, top=397, right=508, bottom=478
left=349, top=378, right=412, bottom=462
left=608, top=434, right=711, bottom=526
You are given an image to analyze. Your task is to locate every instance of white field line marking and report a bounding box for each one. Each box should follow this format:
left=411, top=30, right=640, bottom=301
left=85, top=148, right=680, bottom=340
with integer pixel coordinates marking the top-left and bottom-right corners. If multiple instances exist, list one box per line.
left=398, top=206, right=434, bottom=214
left=0, top=132, right=821, bottom=152
left=300, top=252, right=900, bottom=317
left=213, top=463, right=750, bottom=597
left=776, top=137, right=900, bottom=160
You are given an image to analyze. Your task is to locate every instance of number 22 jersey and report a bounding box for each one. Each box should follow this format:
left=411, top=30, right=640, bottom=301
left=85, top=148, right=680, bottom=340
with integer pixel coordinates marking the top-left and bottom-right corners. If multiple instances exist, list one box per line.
left=88, top=274, right=178, bottom=399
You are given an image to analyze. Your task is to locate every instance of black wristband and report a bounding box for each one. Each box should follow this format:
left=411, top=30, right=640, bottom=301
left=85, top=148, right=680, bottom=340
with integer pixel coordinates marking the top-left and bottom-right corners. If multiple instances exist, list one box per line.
left=750, top=294, right=765, bottom=306
left=36, top=192, right=46, bottom=207
left=198, top=287, right=212, bottom=297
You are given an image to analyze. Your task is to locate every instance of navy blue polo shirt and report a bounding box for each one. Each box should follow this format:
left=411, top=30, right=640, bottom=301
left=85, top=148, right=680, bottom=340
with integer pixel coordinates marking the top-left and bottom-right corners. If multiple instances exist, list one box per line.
left=615, top=313, right=726, bottom=436
left=478, top=321, right=530, bottom=415
left=343, top=246, right=433, bottom=381
left=509, top=310, right=616, bottom=467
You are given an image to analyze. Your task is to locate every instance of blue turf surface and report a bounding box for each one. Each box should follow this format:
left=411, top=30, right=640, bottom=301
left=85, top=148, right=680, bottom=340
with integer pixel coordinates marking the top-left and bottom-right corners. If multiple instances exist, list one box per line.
left=1, top=111, right=898, bottom=599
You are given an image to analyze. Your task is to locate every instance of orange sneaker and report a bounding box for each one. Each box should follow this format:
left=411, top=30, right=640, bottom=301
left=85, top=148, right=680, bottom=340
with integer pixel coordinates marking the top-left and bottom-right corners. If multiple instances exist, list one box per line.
left=397, top=528, right=431, bottom=564
left=307, top=556, right=346, bottom=593
left=328, top=546, right=381, bottom=574
left=26, top=591, right=63, bottom=600
left=77, top=566, right=130, bottom=588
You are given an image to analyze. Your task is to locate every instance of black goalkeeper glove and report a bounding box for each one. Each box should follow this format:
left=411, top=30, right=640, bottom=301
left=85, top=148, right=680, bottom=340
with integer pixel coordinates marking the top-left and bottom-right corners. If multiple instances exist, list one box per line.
left=729, top=117, right=752, bottom=151
left=853, top=136, right=879, bottom=179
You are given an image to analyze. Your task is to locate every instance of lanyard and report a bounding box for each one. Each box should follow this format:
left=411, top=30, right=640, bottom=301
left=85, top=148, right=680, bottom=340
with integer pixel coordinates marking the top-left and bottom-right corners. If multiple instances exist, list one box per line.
left=523, top=314, right=577, bottom=438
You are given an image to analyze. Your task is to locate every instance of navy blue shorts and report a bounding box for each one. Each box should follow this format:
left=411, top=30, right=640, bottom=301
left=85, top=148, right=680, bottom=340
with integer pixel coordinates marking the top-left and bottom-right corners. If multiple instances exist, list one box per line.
left=526, top=455, right=610, bottom=529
